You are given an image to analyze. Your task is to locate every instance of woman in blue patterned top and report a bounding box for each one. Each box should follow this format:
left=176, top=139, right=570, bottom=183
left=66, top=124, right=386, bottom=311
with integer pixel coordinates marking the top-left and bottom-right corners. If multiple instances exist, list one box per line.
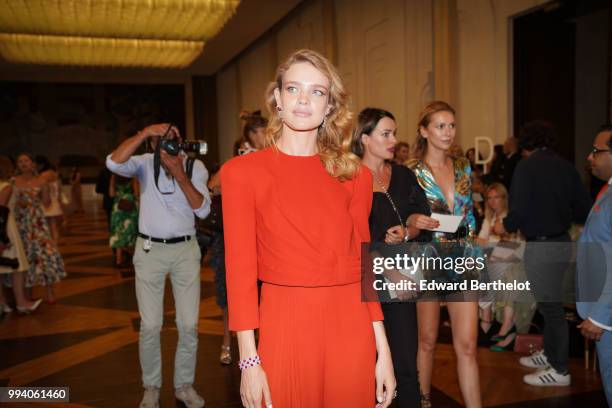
left=406, top=101, right=481, bottom=408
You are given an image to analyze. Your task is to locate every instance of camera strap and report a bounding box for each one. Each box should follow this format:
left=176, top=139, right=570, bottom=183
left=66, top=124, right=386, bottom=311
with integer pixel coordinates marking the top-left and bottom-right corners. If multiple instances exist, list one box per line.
left=153, top=140, right=174, bottom=194
left=185, top=157, right=195, bottom=179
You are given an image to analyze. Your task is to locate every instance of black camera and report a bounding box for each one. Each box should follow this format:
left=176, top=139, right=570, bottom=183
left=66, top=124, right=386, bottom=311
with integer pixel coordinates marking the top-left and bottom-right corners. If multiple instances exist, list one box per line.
left=159, top=138, right=208, bottom=156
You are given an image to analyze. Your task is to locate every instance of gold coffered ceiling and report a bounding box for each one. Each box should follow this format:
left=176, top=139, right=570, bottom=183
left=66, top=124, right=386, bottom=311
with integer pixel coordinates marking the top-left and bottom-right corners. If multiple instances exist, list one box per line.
left=0, top=0, right=240, bottom=68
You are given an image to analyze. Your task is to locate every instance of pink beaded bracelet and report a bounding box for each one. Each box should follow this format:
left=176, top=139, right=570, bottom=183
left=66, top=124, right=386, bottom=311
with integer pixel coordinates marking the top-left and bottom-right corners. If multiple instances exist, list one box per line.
left=238, top=355, right=261, bottom=370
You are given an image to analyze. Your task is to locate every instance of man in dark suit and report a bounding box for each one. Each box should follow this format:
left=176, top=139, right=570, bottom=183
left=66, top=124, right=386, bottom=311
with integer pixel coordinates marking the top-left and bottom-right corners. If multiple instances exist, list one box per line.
left=495, top=120, right=592, bottom=387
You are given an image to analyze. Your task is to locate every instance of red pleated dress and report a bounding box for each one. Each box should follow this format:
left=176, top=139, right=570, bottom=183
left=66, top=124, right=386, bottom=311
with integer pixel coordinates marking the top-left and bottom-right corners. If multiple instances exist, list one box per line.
left=222, top=147, right=383, bottom=407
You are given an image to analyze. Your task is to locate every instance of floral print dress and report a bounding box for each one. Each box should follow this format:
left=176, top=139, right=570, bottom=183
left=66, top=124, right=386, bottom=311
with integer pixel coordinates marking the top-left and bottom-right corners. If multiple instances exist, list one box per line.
left=12, top=180, right=66, bottom=287
left=407, top=156, right=477, bottom=241
left=406, top=157, right=480, bottom=287
left=109, top=181, right=138, bottom=249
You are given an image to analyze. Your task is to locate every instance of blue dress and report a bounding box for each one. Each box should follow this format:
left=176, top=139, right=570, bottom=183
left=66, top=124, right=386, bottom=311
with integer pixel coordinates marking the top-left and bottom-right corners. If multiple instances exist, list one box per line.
left=406, top=157, right=481, bottom=290
left=406, top=156, right=477, bottom=241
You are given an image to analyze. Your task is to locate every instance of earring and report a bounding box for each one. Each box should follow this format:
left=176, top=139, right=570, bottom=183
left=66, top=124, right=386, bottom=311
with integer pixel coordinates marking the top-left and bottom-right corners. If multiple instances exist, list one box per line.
left=321, top=116, right=327, bottom=128
left=276, top=106, right=283, bottom=118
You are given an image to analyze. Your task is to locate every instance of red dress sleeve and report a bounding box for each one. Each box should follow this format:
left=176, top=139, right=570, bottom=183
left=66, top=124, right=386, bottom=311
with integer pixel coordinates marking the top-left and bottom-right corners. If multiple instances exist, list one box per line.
left=349, top=166, right=383, bottom=322
left=221, top=159, right=260, bottom=331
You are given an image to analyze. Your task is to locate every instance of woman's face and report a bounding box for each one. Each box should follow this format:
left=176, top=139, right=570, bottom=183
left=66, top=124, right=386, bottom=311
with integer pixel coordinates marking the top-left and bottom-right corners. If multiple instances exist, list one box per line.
left=274, top=62, right=331, bottom=132
left=486, top=189, right=506, bottom=212
left=17, top=155, right=34, bottom=174
left=395, top=145, right=410, bottom=162
left=362, top=117, right=397, bottom=161
left=420, top=111, right=456, bottom=152
left=249, top=127, right=266, bottom=150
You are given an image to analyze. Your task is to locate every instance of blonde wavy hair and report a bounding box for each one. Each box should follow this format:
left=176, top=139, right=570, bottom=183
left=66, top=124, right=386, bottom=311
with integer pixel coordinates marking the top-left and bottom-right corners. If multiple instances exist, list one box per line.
left=264, top=49, right=359, bottom=180
left=484, top=182, right=508, bottom=222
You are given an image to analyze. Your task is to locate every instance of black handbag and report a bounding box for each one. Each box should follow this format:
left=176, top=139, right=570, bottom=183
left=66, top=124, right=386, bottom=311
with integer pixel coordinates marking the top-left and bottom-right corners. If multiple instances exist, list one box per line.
left=200, top=195, right=223, bottom=232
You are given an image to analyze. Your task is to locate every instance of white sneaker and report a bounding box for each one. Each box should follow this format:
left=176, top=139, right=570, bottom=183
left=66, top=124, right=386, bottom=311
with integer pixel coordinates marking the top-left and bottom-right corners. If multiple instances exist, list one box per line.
left=175, top=385, right=205, bottom=408
left=519, top=349, right=549, bottom=368
left=523, top=365, right=571, bottom=387
left=139, top=387, right=159, bottom=408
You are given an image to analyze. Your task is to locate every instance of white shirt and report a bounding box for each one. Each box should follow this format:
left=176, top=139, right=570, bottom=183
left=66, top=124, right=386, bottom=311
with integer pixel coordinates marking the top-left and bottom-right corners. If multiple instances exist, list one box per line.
left=106, top=153, right=211, bottom=238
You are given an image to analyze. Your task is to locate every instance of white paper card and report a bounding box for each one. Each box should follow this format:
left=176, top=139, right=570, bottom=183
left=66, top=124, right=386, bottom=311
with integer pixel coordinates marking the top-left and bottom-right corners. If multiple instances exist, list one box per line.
left=430, top=213, right=464, bottom=233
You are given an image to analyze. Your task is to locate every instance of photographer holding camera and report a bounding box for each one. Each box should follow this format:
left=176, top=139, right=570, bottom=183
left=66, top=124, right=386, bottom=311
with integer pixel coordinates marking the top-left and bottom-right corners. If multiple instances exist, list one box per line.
left=106, top=123, right=210, bottom=408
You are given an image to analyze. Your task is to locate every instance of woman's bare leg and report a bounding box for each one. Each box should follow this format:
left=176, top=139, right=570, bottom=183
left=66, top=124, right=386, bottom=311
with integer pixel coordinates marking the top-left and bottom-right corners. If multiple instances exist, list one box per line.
left=417, top=301, right=441, bottom=398
left=499, top=305, right=515, bottom=334
left=46, top=217, right=59, bottom=243
left=479, top=304, right=493, bottom=333
left=47, top=283, right=56, bottom=303
left=448, top=301, right=481, bottom=408
left=12, top=272, right=36, bottom=308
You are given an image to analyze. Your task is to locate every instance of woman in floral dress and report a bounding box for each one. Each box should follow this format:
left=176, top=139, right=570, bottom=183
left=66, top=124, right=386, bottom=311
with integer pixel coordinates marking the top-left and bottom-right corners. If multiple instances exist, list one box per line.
left=13, top=153, right=66, bottom=304
left=109, top=174, right=138, bottom=267
left=0, top=155, right=42, bottom=314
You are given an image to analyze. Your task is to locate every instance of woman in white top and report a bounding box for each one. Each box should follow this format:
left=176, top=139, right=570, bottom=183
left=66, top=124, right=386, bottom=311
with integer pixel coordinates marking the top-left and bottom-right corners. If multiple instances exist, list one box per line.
left=477, top=182, right=525, bottom=351
left=36, top=156, right=63, bottom=243
left=0, top=156, right=42, bottom=314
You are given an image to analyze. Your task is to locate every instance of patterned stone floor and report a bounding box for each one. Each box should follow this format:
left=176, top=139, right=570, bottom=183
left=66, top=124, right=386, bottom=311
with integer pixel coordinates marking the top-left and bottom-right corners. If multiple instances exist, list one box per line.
left=0, top=202, right=606, bottom=407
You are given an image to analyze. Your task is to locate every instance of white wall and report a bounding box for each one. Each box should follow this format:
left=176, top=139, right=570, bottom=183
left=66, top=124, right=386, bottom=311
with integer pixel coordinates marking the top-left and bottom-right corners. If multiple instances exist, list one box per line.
left=214, top=0, right=551, bottom=162
left=216, top=63, right=241, bottom=160
left=455, top=0, right=548, bottom=151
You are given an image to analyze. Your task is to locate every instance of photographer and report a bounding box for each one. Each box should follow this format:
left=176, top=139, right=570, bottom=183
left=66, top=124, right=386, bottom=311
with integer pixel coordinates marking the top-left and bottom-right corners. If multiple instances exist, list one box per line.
left=106, top=123, right=210, bottom=408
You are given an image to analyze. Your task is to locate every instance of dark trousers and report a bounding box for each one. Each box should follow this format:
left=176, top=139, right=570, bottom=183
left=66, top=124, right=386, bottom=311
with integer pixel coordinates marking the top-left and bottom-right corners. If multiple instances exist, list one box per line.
left=104, top=208, right=112, bottom=232
left=524, top=235, right=572, bottom=373
left=382, top=302, right=420, bottom=407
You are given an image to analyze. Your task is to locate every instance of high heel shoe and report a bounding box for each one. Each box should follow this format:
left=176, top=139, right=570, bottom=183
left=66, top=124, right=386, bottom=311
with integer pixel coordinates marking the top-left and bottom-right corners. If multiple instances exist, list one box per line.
left=490, top=325, right=516, bottom=342
left=219, top=344, right=232, bottom=365
left=420, top=394, right=432, bottom=408
left=490, top=332, right=516, bottom=352
left=16, top=298, right=43, bottom=315
left=0, top=303, right=13, bottom=313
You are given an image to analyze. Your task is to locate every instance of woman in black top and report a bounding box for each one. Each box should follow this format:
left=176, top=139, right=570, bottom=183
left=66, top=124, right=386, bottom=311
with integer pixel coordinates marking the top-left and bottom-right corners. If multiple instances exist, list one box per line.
left=352, top=108, right=438, bottom=407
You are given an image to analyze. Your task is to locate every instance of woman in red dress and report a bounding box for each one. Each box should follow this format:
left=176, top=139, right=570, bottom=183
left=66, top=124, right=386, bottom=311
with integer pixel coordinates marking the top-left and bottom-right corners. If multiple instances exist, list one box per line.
left=222, top=49, right=396, bottom=408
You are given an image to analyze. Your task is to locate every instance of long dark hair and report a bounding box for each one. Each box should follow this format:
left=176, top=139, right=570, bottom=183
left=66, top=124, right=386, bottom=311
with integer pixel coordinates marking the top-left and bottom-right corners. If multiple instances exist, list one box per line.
left=351, top=108, right=395, bottom=158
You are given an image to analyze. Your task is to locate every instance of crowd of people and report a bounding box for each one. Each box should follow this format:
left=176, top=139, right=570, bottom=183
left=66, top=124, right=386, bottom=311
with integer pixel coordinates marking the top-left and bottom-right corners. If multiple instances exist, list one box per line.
left=2, top=47, right=610, bottom=408
left=212, top=49, right=611, bottom=408
left=0, top=153, right=67, bottom=314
